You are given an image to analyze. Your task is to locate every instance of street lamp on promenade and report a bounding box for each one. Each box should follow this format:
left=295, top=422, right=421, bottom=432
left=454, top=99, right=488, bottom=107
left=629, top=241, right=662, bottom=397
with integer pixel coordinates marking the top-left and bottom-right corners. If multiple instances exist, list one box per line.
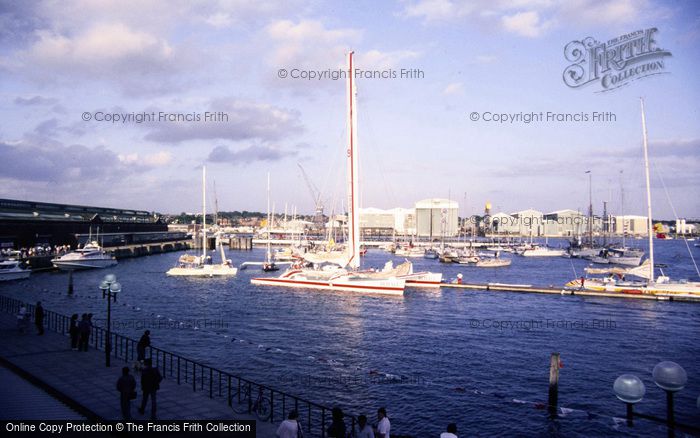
left=99, top=274, right=120, bottom=367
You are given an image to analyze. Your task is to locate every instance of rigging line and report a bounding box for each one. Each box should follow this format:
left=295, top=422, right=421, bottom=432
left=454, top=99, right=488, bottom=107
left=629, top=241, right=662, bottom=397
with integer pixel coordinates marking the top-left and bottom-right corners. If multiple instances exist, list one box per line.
left=651, top=161, right=700, bottom=277
left=357, top=97, right=399, bottom=209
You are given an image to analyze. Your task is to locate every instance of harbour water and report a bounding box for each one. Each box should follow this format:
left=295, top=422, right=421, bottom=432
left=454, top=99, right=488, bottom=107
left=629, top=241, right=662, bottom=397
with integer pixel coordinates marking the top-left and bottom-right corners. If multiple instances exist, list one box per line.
left=2, top=238, right=699, bottom=436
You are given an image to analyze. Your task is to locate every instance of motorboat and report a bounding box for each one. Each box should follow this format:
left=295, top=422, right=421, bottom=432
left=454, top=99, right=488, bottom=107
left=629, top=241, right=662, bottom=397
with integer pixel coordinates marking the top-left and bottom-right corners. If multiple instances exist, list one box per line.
left=51, top=242, right=117, bottom=270
left=0, top=260, right=31, bottom=281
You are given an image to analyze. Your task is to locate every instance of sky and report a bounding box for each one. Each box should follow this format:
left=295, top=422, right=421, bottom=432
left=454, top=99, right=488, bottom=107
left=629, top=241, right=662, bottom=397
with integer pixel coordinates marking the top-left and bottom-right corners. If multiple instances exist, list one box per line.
left=0, top=0, right=698, bottom=219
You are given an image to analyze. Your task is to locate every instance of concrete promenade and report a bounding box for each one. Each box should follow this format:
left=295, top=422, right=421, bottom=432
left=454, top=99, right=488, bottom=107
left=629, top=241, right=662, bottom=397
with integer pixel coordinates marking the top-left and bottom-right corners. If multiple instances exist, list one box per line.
left=0, top=311, right=278, bottom=437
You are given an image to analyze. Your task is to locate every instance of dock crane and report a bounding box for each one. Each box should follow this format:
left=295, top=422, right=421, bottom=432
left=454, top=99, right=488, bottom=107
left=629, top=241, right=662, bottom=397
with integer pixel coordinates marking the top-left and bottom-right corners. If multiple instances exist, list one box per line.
left=297, top=163, right=325, bottom=228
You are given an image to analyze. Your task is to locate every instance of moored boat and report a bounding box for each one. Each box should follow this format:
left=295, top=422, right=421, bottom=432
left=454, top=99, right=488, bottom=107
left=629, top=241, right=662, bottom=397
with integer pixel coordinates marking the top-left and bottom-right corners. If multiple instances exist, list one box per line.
left=51, top=241, right=117, bottom=270
left=0, top=260, right=31, bottom=281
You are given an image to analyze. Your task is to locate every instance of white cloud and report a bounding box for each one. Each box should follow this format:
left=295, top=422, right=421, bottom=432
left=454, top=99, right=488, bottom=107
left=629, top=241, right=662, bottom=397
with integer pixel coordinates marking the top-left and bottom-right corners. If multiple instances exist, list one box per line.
left=265, top=19, right=361, bottom=69
left=28, top=23, right=174, bottom=74
left=501, top=11, right=550, bottom=38
left=119, top=151, right=173, bottom=167
left=401, top=0, right=665, bottom=37
left=442, top=82, right=464, bottom=95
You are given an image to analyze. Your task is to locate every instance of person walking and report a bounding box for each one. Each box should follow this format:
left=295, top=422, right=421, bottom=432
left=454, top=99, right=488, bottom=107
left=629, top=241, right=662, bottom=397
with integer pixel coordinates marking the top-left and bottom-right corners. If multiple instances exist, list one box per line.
left=138, top=359, right=162, bottom=420
left=276, top=410, right=301, bottom=438
left=69, top=314, right=79, bottom=350
left=116, top=367, right=137, bottom=420
left=34, top=301, right=44, bottom=335
left=327, top=407, right=345, bottom=438
left=354, top=415, right=374, bottom=438
left=440, top=423, right=458, bottom=438
left=78, top=313, right=91, bottom=351
left=137, top=330, right=151, bottom=362
left=375, top=408, right=390, bottom=438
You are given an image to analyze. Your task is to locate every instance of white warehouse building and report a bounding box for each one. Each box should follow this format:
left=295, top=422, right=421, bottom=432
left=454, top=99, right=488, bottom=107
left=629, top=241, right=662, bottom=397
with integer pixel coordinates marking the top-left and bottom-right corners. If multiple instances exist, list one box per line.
left=415, top=198, right=459, bottom=238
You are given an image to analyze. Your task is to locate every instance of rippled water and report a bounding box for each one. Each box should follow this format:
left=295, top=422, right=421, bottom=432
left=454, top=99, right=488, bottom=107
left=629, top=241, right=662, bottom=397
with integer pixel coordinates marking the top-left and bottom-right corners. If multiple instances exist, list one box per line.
left=2, top=238, right=700, bottom=436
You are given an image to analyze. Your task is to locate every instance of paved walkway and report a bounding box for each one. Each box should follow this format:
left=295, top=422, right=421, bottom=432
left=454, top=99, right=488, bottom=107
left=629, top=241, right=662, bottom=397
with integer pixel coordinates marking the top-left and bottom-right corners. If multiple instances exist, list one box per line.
left=0, top=311, right=278, bottom=437
left=0, top=365, right=86, bottom=420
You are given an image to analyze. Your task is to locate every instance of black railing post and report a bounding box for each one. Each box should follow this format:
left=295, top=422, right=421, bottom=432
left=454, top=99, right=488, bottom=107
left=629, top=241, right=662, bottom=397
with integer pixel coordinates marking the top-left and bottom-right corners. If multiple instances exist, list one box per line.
left=209, top=368, right=213, bottom=398
left=227, top=375, right=231, bottom=407
left=270, top=390, right=274, bottom=423
left=177, top=357, right=181, bottom=385
left=322, top=407, right=326, bottom=438
left=247, top=382, right=252, bottom=414
left=192, top=363, right=196, bottom=391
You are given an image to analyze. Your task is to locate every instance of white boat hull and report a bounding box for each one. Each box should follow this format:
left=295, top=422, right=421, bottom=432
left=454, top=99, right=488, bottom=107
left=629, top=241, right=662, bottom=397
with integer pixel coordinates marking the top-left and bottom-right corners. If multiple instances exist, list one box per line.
left=251, top=272, right=405, bottom=295
left=400, top=271, right=443, bottom=288
left=521, top=249, right=565, bottom=257
left=52, top=258, right=117, bottom=270
left=475, top=259, right=512, bottom=268
left=167, top=265, right=238, bottom=277
left=0, top=270, right=31, bottom=281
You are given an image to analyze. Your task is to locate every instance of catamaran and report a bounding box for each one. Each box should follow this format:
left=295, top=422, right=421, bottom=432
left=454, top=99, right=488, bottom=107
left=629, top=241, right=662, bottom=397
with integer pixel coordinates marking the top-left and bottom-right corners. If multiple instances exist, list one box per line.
left=166, top=166, right=237, bottom=277
left=251, top=52, right=440, bottom=294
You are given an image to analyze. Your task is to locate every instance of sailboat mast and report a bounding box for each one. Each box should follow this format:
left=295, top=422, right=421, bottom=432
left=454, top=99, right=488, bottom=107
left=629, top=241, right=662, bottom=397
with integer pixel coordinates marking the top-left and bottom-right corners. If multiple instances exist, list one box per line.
left=586, top=170, right=593, bottom=246
left=202, top=166, right=206, bottom=258
left=346, top=51, right=360, bottom=270
left=267, top=172, right=271, bottom=262
left=640, top=98, right=654, bottom=282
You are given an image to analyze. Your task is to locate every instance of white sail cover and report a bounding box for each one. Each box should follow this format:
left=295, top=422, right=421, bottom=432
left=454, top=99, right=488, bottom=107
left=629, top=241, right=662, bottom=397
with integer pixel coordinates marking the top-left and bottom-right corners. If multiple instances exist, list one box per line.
left=302, top=250, right=349, bottom=267
left=624, top=259, right=653, bottom=280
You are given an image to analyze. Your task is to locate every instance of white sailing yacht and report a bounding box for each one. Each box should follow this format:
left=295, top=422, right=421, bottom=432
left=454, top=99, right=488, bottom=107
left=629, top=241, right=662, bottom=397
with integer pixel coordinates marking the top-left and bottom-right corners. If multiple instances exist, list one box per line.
left=251, top=52, right=409, bottom=295
left=166, top=166, right=237, bottom=277
left=569, top=99, right=700, bottom=297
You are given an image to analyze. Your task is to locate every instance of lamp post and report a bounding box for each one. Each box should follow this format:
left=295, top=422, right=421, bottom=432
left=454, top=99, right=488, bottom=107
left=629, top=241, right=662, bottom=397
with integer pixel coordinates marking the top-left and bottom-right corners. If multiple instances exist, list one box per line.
left=614, top=374, right=646, bottom=426
left=99, top=274, right=121, bottom=367
left=652, top=361, right=687, bottom=428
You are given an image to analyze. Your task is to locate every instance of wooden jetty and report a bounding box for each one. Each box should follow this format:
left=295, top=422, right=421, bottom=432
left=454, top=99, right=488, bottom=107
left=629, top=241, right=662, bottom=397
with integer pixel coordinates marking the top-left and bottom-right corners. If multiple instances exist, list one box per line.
left=441, top=281, right=700, bottom=302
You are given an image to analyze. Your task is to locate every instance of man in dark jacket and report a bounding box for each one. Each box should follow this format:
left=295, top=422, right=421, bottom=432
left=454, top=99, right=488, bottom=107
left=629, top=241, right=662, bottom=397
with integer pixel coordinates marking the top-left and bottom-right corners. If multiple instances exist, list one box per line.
left=35, top=302, right=44, bottom=335
left=137, top=330, right=150, bottom=362
left=116, top=367, right=136, bottom=420
left=78, top=314, right=91, bottom=351
left=138, top=359, right=162, bottom=419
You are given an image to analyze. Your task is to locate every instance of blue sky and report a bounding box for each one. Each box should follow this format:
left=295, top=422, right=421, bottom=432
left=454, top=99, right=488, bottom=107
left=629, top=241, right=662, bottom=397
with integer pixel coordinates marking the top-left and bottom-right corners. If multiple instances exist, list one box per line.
left=0, top=0, right=698, bottom=219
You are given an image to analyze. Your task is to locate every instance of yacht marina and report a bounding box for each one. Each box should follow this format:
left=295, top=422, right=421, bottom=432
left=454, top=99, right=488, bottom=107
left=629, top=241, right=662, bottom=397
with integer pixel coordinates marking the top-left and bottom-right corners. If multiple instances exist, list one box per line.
left=2, top=2, right=700, bottom=435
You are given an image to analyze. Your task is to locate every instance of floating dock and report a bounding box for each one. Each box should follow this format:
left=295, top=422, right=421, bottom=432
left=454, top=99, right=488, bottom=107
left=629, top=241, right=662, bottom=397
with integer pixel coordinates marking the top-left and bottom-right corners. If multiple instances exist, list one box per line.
left=441, top=282, right=700, bottom=302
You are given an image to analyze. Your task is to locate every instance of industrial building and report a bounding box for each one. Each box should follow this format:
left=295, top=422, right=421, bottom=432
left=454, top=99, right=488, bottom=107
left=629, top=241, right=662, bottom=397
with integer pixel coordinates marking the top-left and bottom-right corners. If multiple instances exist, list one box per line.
left=415, top=199, right=459, bottom=238
left=612, top=215, right=649, bottom=236
left=358, top=208, right=415, bottom=236
left=0, top=198, right=171, bottom=248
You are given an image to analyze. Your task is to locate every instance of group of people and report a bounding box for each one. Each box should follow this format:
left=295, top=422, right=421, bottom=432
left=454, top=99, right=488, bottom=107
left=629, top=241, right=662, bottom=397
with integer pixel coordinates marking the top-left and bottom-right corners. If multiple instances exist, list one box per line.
left=68, top=313, right=94, bottom=351
left=116, top=330, right=160, bottom=420
left=277, top=407, right=459, bottom=438
left=2, top=244, right=71, bottom=260
left=276, top=407, right=393, bottom=438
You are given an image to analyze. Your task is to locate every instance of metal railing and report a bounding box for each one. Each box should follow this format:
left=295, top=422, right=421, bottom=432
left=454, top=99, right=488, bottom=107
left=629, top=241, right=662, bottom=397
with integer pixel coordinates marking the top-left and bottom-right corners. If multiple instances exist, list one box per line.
left=0, top=294, right=358, bottom=437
